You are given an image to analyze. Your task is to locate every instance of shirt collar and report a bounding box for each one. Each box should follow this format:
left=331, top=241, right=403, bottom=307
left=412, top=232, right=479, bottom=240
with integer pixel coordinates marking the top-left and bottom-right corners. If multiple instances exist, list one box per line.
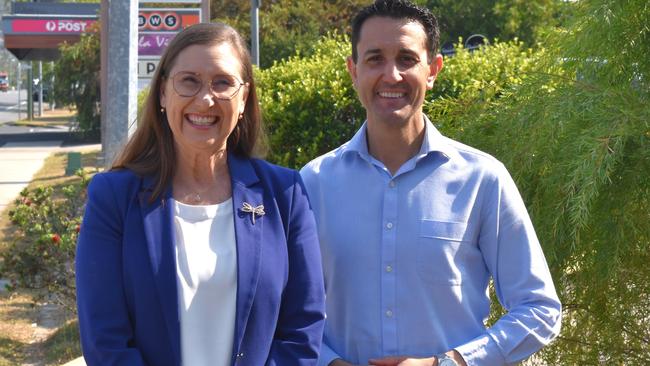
left=342, top=115, right=458, bottom=162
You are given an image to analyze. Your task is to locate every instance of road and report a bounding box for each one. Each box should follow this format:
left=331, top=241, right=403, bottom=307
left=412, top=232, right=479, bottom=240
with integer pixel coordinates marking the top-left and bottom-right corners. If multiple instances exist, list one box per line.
left=0, top=89, right=65, bottom=136
left=0, top=89, right=26, bottom=124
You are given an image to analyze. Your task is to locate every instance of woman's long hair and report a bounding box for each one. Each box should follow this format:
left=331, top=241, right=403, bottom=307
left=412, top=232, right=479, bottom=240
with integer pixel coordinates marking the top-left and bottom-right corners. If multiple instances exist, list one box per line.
left=112, top=22, right=263, bottom=201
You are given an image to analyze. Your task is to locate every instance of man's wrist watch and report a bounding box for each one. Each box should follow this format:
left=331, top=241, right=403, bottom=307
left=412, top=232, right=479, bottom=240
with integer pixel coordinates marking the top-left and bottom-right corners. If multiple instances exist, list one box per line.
left=436, top=354, right=459, bottom=366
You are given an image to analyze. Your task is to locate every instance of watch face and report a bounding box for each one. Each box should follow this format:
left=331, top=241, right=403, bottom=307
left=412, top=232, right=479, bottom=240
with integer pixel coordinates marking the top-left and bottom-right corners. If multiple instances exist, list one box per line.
left=438, top=358, right=459, bottom=366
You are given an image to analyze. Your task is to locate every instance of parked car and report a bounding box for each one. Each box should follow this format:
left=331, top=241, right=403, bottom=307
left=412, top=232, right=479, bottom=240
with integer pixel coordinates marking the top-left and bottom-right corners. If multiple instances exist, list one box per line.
left=0, top=72, right=8, bottom=92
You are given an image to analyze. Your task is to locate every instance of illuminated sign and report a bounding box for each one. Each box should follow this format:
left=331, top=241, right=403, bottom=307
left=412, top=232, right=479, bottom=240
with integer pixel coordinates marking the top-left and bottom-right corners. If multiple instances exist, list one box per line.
left=11, top=19, right=96, bottom=34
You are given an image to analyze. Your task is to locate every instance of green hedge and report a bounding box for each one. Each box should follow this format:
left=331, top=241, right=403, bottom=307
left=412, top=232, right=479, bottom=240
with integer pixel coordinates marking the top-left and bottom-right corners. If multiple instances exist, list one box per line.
left=257, top=34, right=364, bottom=168
left=258, top=34, right=536, bottom=169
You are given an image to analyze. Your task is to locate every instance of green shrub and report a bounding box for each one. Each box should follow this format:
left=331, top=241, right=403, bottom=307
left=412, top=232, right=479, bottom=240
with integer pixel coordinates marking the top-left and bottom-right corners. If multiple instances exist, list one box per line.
left=257, top=33, right=364, bottom=169
left=425, top=39, right=540, bottom=137
left=0, top=172, right=90, bottom=312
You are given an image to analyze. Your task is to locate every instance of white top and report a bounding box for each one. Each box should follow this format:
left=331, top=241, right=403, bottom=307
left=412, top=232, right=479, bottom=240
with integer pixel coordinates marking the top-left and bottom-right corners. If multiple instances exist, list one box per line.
left=172, top=198, right=237, bottom=366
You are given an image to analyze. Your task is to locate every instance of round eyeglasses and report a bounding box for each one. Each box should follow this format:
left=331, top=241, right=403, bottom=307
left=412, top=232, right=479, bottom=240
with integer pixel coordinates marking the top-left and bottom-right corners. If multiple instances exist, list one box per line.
left=170, top=71, right=246, bottom=100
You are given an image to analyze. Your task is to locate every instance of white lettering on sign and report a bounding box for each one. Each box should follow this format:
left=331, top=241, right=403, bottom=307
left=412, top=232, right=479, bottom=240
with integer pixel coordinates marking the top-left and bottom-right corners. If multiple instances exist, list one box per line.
left=149, top=13, right=162, bottom=29
left=155, top=36, right=169, bottom=48
left=57, top=21, right=88, bottom=32
left=163, top=13, right=178, bottom=29
left=44, top=20, right=90, bottom=33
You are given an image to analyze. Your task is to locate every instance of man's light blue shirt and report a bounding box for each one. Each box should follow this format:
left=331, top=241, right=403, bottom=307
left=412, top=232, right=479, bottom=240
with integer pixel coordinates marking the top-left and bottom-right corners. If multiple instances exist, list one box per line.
left=300, top=118, right=561, bottom=366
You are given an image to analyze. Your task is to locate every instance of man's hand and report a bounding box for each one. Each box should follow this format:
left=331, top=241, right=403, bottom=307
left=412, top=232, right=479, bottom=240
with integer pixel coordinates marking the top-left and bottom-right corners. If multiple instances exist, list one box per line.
left=368, top=350, right=467, bottom=366
left=368, top=356, right=433, bottom=366
left=329, top=359, right=368, bottom=366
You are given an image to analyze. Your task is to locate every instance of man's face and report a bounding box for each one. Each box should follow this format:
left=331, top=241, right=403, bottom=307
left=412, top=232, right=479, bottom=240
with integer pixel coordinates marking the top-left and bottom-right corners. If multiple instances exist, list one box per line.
left=347, top=16, right=442, bottom=129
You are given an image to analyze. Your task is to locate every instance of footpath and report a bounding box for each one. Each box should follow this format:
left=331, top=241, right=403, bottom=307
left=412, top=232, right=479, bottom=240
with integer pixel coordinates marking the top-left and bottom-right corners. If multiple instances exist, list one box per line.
left=0, top=115, right=94, bottom=366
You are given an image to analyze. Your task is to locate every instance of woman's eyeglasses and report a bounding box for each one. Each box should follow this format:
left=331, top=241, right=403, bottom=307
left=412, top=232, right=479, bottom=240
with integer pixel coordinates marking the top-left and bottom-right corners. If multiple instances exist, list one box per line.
left=170, top=71, right=246, bottom=100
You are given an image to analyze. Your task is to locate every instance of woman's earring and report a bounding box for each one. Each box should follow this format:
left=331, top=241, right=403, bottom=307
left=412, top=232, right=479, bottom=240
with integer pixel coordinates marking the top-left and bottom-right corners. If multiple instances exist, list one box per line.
left=238, top=113, right=243, bottom=120
left=160, top=107, right=165, bottom=113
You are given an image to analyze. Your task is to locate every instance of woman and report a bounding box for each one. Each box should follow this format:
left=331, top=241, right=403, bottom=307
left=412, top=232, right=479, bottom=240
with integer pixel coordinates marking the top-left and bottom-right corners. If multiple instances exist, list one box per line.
left=76, top=23, right=325, bottom=366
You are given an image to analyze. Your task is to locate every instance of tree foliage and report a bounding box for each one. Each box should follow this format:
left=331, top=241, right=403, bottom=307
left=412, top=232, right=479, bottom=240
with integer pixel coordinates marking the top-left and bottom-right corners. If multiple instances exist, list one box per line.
left=213, top=0, right=372, bottom=68
left=53, top=23, right=101, bottom=136
left=426, top=0, right=572, bottom=46
left=423, top=0, right=650, bottom=362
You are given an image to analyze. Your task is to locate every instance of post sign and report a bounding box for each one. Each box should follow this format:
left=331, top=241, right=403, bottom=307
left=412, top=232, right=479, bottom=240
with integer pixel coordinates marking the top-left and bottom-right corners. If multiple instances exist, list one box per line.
left=10, top=18, right=97, bottom=34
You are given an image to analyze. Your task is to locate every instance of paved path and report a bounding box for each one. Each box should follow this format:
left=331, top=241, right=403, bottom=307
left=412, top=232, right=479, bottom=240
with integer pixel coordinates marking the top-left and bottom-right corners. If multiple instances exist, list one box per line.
left=0, top=141, right=63, bottom=213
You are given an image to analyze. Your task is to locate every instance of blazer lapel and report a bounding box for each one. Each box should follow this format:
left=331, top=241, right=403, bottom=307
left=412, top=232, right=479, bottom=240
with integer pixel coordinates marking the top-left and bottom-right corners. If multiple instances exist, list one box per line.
left=228, top=154, right=264, bottom=357
left=139, top=177, right=181, bottom=365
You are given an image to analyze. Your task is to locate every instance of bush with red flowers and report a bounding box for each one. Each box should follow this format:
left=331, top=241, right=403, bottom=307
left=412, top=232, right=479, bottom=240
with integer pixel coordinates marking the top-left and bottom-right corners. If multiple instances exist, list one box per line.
left=1, top=170, right=89, bottom=311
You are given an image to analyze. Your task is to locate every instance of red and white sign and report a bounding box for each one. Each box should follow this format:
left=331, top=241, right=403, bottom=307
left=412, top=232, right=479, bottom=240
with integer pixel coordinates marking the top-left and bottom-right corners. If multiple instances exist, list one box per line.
left=138, top=9, right=200, bottom=32
left=12, top=19, right=96, bottom=34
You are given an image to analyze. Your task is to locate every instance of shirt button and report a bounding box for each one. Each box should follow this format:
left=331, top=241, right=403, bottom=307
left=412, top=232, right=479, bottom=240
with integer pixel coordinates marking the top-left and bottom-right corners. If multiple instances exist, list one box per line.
left=389, top=180, right=396, bottom=188
left=386, top=222, right=393, bottom=229
left=385, top=309, right=393, bottom=317
left=385, top=265, right=393, bottom=272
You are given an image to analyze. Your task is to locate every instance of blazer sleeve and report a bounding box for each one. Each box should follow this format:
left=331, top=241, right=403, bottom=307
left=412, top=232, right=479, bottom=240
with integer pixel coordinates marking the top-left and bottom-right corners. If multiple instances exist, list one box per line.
left=76, top=173, right=147, bottom=366
left=266, top=171, right=326, bottom=365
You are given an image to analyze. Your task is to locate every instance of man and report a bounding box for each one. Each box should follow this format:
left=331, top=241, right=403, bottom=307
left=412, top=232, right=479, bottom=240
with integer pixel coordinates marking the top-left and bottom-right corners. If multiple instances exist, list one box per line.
left=300, top=1, right=562, bottom=365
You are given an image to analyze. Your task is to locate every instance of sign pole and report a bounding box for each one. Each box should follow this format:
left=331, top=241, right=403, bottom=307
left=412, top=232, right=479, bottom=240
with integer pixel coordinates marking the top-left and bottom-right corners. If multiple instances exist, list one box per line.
left=251, top=0, right=260, bottom=66
left=103, top=0, right=139, bottom=168
left=27, top=63, right=33, bottom=121
left=202, top=0, right=210, bottom=22
left=38, top=61, right=43, bottom=117
left=17, top=62, right=21, bottom=121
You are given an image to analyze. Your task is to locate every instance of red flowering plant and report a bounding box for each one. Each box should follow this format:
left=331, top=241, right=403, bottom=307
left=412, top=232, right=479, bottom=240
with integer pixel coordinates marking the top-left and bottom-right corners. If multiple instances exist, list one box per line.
left=1, top=170, right=89, bottom=312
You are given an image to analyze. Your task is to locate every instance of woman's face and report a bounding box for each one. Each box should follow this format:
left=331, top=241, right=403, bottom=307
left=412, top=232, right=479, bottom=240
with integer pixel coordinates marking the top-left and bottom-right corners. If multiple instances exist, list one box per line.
left=160, top=42, right=248, bottom=156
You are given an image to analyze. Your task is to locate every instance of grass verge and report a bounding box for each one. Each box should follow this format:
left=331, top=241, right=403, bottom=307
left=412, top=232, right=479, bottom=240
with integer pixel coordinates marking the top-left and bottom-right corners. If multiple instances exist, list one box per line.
left=44, top=320, right=82, bottom=365
left=12, top=109, right=76, bottom=128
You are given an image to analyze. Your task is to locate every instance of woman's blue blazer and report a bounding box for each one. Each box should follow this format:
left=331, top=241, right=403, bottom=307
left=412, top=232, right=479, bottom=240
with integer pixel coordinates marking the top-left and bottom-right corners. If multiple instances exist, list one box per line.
left=76, top=153, right=326, bottom=366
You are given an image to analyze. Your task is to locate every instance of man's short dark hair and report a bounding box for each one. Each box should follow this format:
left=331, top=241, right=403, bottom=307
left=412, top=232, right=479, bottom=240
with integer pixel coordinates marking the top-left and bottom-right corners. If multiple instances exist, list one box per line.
left=351, top=0, right=439, bottom=64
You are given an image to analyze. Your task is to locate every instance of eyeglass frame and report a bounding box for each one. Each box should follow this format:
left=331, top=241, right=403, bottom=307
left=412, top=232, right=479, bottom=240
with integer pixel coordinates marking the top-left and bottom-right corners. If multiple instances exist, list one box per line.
left=166, top=71, right=248, bottom=100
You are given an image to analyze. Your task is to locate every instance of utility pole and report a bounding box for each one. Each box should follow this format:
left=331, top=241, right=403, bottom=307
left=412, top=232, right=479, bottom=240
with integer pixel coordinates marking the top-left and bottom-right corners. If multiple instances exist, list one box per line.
left=251, top=0, right=260, bottom=66
left=201, top=0, right=210, bottom=22
left=101, top=0, right=138, bottom=168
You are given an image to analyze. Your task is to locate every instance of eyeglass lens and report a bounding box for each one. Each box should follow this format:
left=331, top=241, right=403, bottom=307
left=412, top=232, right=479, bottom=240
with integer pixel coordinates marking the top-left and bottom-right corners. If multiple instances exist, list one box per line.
left=172, top=72, right=242, bottom=99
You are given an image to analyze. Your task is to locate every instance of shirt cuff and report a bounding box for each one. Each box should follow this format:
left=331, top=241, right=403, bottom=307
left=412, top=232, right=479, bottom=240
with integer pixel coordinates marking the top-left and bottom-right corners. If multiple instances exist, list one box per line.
left=318, top=342, right=341, bottom=366
left=455, top=332, right=507, bottom=366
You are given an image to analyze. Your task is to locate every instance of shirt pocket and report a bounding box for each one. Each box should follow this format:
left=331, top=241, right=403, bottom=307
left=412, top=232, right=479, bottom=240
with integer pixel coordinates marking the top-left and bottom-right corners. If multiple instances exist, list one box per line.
left=417, top=219, right=471, bottom=285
